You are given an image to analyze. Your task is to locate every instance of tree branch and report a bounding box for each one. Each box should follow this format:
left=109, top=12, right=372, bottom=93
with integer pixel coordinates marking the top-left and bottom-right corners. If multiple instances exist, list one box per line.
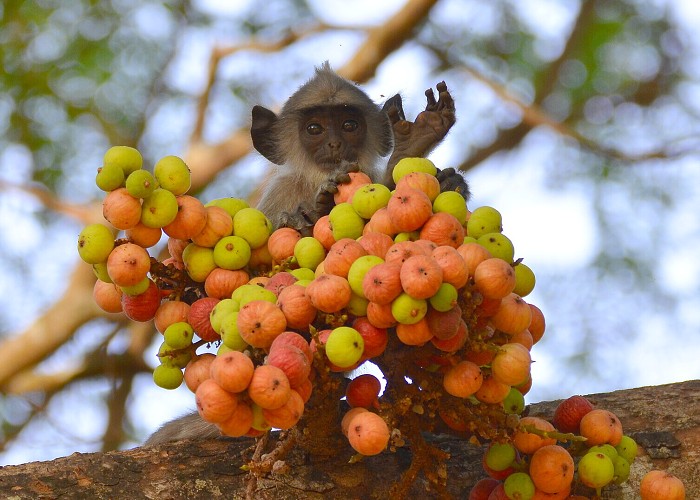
left=0, top=380, right=696, bottom=499
left=185, top=0, right=443, bottom=191
left=341, top=0, right=440, bottom=83
left=191, top=25, right=331, bottom=143
left=0, top=265, right=113, bottom=389
left=460, top=66, right=673, bottom=166
left=453, top=0, right=598, bottom=172
left=0, top=181, right=103, bottom=226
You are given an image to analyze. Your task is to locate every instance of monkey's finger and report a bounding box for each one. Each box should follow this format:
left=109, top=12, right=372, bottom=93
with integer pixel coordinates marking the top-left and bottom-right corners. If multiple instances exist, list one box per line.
left=436, top=167, right=457, bottom=181
left=302, top=208, right=321, bottom=226
left=386, top=105, right=405, bottom=126
left=315, top=186, right=338, bottom=214
left=436, top=82, right=455, bottom=112
left=319, top=179, right=340, bottom=194
left=278, top=211, right=291, bottom=228
left=345, top=161, right=361, bottom=173
left=280, top=204, right=318, bottom=236
left=424, top=88, right=437, bottom=111
left=333, top=172, right=352, bottom=185
left=315, top=193, right=334, bottom=211
left=298, top=203, right=317, bottom=222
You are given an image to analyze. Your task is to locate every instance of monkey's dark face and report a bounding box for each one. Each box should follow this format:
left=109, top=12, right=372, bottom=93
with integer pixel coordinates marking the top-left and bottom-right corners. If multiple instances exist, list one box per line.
left=298, top=106, right=367, bottom=168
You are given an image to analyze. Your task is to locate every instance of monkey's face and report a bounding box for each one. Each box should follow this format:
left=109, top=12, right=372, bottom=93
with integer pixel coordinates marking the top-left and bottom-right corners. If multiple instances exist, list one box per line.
left=298, top=106, right=367, bottom=168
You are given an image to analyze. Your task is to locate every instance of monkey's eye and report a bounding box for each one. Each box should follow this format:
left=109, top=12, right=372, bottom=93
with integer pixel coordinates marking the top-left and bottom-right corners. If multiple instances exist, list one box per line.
left=343, top=120, right=359, bottom=132
left=306, top=123, right=323, bottom=135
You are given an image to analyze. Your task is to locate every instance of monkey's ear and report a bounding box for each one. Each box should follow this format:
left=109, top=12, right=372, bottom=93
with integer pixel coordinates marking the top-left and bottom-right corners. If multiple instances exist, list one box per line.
left=251, top=105, right=285, bottom=165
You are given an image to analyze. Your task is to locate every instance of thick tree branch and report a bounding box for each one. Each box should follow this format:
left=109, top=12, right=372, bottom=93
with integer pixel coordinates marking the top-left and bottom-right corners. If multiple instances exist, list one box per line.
left=0, top=265, right=112, bottom=389
left=341, top=0, right=440, bottom=83
left=0, top=381, right=697, bottom=499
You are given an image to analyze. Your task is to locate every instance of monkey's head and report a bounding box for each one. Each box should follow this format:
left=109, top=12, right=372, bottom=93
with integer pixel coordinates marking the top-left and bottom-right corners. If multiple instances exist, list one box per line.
left=251, top=63, right=393, bottom=174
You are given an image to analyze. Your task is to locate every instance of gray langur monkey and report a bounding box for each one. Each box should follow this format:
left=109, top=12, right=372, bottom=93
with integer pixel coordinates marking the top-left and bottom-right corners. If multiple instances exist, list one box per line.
left=252, top=62, right=467, bottom=235
left=254, top=62, right=393, bottom=229
left=144, top=63, right=466, bottom=446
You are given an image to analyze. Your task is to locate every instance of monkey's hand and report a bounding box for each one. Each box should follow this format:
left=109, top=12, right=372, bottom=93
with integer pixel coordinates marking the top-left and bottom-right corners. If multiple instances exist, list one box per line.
left=384, top=81, right=456, bottom=184
left=277, top=162, right=360, bottom=236
left=314, top=161, right=360, bottom=215
left=277, top=202, right=319, bottom=237
left=436, top=167, right=471, bottom=200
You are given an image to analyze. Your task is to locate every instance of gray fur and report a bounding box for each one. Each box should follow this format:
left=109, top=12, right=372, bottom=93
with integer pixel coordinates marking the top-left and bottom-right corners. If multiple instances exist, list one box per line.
left=144, top=411, right=221, bottom=446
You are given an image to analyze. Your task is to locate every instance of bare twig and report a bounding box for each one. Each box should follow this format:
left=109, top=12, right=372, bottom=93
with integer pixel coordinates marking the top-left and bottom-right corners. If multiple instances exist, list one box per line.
left=191, top=25, right=331, bottom=143
left=245, top=433, right=270, bottom=500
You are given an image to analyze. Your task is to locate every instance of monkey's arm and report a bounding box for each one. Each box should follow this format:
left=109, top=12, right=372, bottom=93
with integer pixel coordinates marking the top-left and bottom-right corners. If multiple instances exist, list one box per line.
left=382, top=82, right=468, bottom=197
left=262, top=163, right=359, bottom=235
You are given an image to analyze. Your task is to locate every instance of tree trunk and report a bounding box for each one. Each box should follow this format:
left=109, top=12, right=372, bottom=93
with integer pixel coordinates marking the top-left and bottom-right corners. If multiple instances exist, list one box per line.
left=1, top=380, right=697, bottom=499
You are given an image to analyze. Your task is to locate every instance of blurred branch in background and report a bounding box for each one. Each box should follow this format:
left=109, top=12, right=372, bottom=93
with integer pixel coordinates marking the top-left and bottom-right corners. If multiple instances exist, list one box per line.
left=460, top=64, right=676, bottom=162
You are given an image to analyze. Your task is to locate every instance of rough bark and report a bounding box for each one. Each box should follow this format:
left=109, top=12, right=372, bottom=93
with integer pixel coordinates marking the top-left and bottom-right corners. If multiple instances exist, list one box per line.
left=1, top=380, right=697, bottom=499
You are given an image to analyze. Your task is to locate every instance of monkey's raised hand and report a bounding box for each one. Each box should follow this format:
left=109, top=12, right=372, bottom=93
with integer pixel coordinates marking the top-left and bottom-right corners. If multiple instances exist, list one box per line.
left=382, top=82, right=469, bottom=198
left=383, top=82, right=456, bottom=180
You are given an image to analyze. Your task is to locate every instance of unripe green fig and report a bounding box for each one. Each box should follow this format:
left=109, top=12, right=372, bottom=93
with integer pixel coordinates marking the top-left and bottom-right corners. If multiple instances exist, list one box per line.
left=141, top=188, right=179, bottom=228
left=429, top=283, right=458, bottom=312
left=164, top=321, right=195, bottom=349
left=391, top=293, right=427, bottom=325
left=103, top=145, right=143, bottom=177
left=392, top=157, right=437, bottom=184
left=233, top=208, right=272, bottom=249
left=78, top=223, right=114, bottom=264
left=205, top=197, right=249, bottom=218
left=119, top=276, right=152, bottom=296
left=153, top=364, right=184, bottom=390
left=293, top=237, right=326, bottom=270
left=213, top=235, right=251, bottom=270
left=325, top=326, right=364, bottom=368
left=126, top=169, right=157, bottom=199
left=578, top=452, right=614, bottom=489
left=182, top=243, right=217, bottom=282
left=432, top=191, right=468, bottom=225
left=231, top=283, right=277, bottom=306
left=351, top=183, right=392, bottom=219
left=95, top=163, right=125, bottom=192
left=477, top=232, right=514, bottom=263
left=154, top=155, right=191, bottom=195
left=466, top=206, right=502, bottom=238
left=513, top=262, right=536, bottom=296
left=329, top=202, right=364, bottom=240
